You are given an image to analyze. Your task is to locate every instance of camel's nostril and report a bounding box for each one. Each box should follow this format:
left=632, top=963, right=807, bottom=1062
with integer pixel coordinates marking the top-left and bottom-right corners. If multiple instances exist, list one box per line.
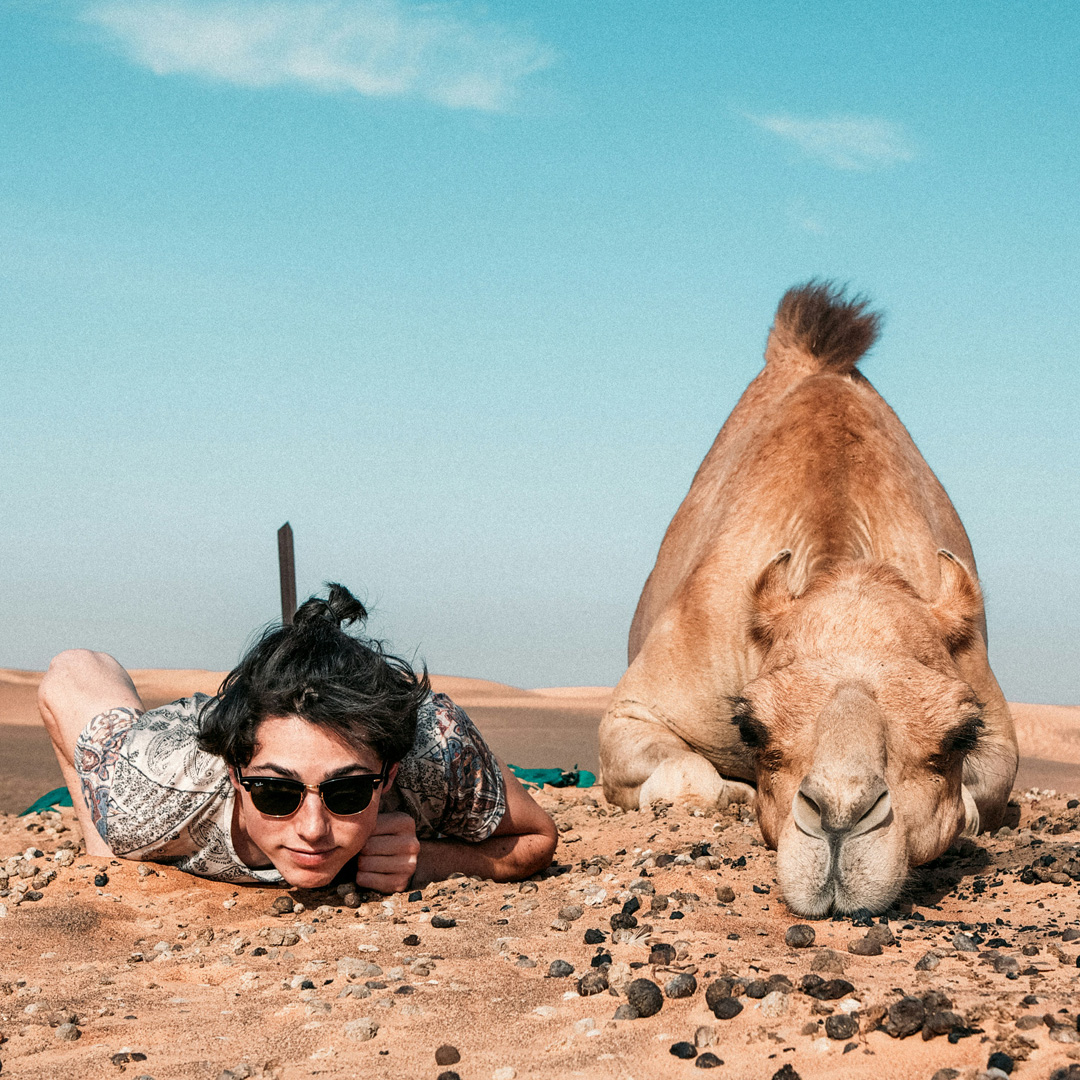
left=793, top=779, right=890, bottom=840
left=792, top=786, right=827, bottom=839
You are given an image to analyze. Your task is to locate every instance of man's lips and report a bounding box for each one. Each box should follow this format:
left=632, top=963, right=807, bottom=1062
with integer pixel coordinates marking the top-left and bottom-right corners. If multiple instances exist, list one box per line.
left=285, top=847, right=336, bottom=863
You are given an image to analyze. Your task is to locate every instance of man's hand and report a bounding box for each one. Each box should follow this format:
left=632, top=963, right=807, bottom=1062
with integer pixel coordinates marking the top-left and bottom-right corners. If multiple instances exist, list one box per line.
left=354, top=811, right=420, bottom=894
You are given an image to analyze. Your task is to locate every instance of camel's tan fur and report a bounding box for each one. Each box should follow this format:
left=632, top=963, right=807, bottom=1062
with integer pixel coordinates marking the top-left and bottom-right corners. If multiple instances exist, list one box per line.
left=599, top=282, right=1017, bottom=916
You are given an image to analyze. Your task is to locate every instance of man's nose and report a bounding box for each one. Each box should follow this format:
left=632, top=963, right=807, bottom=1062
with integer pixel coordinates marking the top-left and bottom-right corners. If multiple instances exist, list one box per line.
left=293, top=791, right=333, bottom=839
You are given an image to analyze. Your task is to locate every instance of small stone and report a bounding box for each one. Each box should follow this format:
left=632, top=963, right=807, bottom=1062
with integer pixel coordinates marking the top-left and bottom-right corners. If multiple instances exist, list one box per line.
left=952, top=932, right=979, bottom=952
left=431, top=915, right=457, bottom=929
left=810, top=949, right=847, bottom=974
left=803, top=978, right=855, bottom=1001
left=704, top=978, right=736, bottom=1010
left=649, top=943, right=676, bottom=965
left=758, top=991, right=790, bottom=1018
left=930, top=1071, right=960, bottom=1080
left=492, top=1068, right=516, bottom=1080
left=664, top=973, right=697, bottom=999
left=848, top=936, right=883, bottom=956
left=987, top=1051, right=1013, bottom=1074
left=625, top=978, right=663, bottom=1018
left=694, top=1025, right=717, bottom=1047
left=547, top=960, right=574, bottom=978
left=612, top=1004, right=639, bottom=1020
left=784, top=924, right=815, bottom=948
left=558, top=905, right=583, bottom=922
left=54, top=1023, right=80, bottom=1041
left=993, top=955, right=1020, bottom=974
left=402, top=934, right=420, bottom=946
left=610, top=912, right=637, bottom=931
left=435, top=1045, right=461, bottom=1066
left=865, top=924, right=896, bottom=947
left=882, top=996, right=924, bottom=1038
left=93, top=873, right=108, bottom=887
left=583, top=929, right=606, bottom=945
left=343, top=1018, right=379, bottom=1041
left=711, top=997, right=743, bottom=1020
left=770, top=1066, right=802, bottom=1080
left=577, top=971, right=608, bottom=996
left=825, top=1013, right=859, bottom=1040
left=714, top=885, right=735, bottom=903
left=669, top=1042, right=697, bottom=1059
left=695, top=1053, right=723, bottom=1069
left=437, top=1074, right=461, bottom=1080
left=914, top=950, right=941, bottom=971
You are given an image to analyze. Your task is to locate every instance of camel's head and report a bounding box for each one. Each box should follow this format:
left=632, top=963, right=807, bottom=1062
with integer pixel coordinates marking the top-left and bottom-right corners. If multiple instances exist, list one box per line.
left=737, top=550, right=985, bottom=917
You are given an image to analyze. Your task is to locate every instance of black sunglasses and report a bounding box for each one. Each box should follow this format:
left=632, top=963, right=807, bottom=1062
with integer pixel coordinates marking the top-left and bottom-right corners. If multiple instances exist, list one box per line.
left=235, top=761, right=389, bottom=818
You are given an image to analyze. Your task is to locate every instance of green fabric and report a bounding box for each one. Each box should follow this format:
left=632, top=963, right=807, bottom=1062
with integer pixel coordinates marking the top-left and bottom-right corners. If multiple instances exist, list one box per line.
left=508, top=764, right=596, bottom=789
left=20, top=786, right=73, bottom=816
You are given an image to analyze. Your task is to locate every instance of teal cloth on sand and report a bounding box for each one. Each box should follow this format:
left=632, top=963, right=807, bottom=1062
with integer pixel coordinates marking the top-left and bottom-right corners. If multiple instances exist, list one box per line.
left=508, top=765, right=596, bottom=789
left=21, top=786, right=73, bottom=815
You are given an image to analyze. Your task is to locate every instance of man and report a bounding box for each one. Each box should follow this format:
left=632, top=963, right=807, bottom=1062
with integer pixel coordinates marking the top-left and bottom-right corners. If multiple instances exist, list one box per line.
left=38, top=584, right=558, bottom=890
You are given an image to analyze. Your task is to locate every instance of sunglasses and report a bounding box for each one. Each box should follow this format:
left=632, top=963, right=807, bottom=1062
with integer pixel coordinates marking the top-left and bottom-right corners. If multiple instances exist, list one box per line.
left=235, top=762, right=389, bottom=818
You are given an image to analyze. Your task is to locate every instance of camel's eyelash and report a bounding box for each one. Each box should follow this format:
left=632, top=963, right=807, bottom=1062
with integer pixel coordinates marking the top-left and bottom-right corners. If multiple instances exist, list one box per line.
left=729, top=697, right=770, bottom=749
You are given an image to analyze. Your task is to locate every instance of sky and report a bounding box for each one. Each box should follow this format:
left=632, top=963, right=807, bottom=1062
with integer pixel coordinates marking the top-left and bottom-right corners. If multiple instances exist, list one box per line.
left=1, top=1, right=1077, bottom=701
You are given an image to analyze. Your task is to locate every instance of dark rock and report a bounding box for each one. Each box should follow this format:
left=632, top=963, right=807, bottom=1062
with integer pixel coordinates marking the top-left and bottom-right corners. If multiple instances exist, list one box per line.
left=993, top=955, right=1020, bottom=974
left=744, top=979, right=768, bottom=998
left=402, top=934, right=420, bottom=946
left=622, top=896, right=641, bottom=916
left=650, top=894, right=669, bottom=912
left=300, top=979, right=315, bottom=990
left=770, top=1067, right=802, bottom=1080
left=649, top=943, right=676, bottom=965
left=584, top=929, right=606, bottom=945
left=590, top=951, right=612, bottom=968
left=766, top=974, right=793, bottom=994
left=93, top=873, right=108, bottom=888
left=435, top=1045, right=460, bottom=1066
left=430, top=915, right=456, bottom=929
left=436, top=1074, right=461, bottom=1080
left=921, top=990, right=953, bottom=1012
left=711, top=997, right=743, bottom=1020
left=882, top=996, right=925, bottom=1038
left=548, top=960, right=574, bottom=978
left=610, top=912, right=638, bottom=931
left=714, top=885, right=735, bottom=903
left=669, top=1042, right=697, bottom=1059
left=669, top=910, right=684, bottom=920
left=784, top=924, right=815, bottom=948
left=986, top=1051, right=1013, bottom=1074
left=695, top=1052, right=723, bottom=1068
left=914, top=950, right=941, bottom=971
left=810, top=948, right=847, bottom=974
left=930, top=1070, right=960, bottom=1080
left=612, top=1004, right=639, bottom=1020
left=825, top=1013, right=859, bottom=1040
left=626, top=978, right=663, bottom=1018
left=922, top=1010, right=964, bottom=1038
left=847, top=937, right=882, bottom=956
left=865, top=924, right=896, bottom=947
left=705, top=978, right=736, bottom=1010
left=558, top=905, right=584, bottom=922
left=577, top=971, right=608, bottom=996
left=850, top=908, right=874, bottom=926
left=54, top=1023, right=80, bottom=1041
left=664, top=973, right=697, bottom=999
left=804, top=978, right=855, bottom=1001
left=270, top=895, right=294, bottom=914
left=952, top=932, right=979, bottom=952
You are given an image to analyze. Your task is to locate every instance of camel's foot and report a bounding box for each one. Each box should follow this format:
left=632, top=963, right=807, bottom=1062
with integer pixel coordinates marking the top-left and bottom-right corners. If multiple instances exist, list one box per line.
left=638, top=756, right=755, bottom=812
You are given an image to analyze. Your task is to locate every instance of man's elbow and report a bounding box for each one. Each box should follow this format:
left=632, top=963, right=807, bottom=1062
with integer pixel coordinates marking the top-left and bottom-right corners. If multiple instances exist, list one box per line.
left=522, top=821, right=558, bottom=878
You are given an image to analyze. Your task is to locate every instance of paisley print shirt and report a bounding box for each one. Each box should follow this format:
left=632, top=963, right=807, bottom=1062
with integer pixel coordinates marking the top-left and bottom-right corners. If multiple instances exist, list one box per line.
left=73, top=693, right=506, bottom=884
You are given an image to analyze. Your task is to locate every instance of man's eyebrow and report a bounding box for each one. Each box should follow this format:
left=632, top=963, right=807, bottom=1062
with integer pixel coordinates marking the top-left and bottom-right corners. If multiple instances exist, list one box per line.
left=246, top=763, right=381, bottom=780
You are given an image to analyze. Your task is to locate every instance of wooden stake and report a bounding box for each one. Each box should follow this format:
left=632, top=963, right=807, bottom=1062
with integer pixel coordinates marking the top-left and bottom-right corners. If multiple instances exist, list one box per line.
left=277, top=522, right=296, bottom=625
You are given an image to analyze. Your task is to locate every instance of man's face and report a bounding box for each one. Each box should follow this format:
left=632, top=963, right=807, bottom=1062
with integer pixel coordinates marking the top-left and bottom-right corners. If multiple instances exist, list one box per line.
left=229, top=714, right=392, bottom=888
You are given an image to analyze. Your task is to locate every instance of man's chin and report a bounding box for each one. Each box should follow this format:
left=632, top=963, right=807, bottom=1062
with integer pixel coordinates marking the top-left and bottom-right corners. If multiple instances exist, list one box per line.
left=275, top=855, right=347, bottom=890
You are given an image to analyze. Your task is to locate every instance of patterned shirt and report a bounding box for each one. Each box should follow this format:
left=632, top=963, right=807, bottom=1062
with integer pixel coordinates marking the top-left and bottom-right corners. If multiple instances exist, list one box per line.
left=73, top=693, right=506, bottom=884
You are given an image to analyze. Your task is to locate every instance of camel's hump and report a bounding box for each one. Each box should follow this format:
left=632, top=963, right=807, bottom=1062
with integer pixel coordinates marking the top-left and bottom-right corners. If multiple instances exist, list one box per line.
left=764, top=280, right=882, bottom=375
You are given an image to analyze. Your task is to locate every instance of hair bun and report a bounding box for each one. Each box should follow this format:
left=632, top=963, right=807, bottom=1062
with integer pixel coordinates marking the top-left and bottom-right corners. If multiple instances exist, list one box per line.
left=293, top=583, right=368, bottom=630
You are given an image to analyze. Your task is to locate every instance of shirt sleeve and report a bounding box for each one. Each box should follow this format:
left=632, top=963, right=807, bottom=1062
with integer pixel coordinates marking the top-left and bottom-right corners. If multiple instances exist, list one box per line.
left=393, top=693, right=507, bottom=843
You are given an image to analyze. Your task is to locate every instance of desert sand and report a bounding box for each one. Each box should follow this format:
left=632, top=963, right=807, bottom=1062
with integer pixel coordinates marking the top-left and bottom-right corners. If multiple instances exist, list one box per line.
left=2, top=669, right=1079, bottom=1079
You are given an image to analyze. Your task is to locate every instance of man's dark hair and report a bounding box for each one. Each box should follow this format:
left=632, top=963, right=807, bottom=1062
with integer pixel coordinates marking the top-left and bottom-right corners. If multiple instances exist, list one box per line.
left=198, top=583, right=429, bottom=769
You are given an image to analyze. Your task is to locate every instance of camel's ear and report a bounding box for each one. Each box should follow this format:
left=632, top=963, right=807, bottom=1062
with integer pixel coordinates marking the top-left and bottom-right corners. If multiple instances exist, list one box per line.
left=931, top=550, right=982, bottom=653
left=748, top=550, right=795, bottom=648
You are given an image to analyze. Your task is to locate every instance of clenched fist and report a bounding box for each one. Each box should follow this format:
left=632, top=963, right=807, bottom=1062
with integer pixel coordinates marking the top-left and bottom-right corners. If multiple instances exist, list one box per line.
left=355, top=811, right=420, bottom=894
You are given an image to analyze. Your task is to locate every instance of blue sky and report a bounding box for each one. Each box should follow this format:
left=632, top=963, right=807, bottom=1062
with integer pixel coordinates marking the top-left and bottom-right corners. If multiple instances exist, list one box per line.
left=2, top=1, right=1077, bottom=701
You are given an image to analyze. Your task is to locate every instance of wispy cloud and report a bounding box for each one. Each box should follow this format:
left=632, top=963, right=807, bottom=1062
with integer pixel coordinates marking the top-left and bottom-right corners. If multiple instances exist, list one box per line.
left=83, top=0, right=554, bottom=111
left=747, top=114, right=916, bottom=171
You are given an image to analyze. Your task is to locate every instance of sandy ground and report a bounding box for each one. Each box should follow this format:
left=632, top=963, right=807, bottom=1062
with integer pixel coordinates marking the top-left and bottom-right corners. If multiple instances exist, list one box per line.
left=2, top=670, right=1079, bottom=1079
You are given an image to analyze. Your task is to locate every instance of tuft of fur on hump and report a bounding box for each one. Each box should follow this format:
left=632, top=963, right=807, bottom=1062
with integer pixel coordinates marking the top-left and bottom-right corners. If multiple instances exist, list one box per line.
left=765, top=280, right=882, bottom=374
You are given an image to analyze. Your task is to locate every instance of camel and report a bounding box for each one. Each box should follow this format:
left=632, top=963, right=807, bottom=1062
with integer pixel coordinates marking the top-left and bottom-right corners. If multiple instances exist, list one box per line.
left=599, top=282, right=1018, bottom=916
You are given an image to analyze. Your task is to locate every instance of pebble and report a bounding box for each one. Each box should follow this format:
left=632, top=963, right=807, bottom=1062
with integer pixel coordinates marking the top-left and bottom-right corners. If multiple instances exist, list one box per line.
left=94, top=873, right=108, bottom=887
left=987, top=1051, right=1014, bottom=1074
left=664, top=973, right=697, bottom=999
left=649, top=943, right=676, bottom=965
left=882, top=996, right=924, bottom=1038
left=711, top=997, right=743, bottom=1021
left=430, top=914, right=457, bottom=929
left=669, top=1041, right=696, bottom=1059
left=801, top=977, right=855, bottom=1001
left=714, top=885, right=735, bottom=903
left=54, top=1023, right=80, bottom=1041
left=915, top=950, right=941, bottom=971
left=558, top=905, right=583, bottom=922
left=847, top=936, right=882, bottom=956
left=809, top=949, right=846, bottom=974
left=583, top=929, right=606, bottom=945
left=577, top=971, right=608, bottom=996
left=548, top=960, right=574, bottom=978
left=784, top=924, right=815, bottom=948
left=824, top=1014, right=859, bottom=1040
left=952, top=932, right=979, bottom=952
left=625, top=978, right=663, bottom=1018
left=612, top=1004, right=639, bottom=1020
left=437, top=1073, right=461, bottom=1080
left=758, top=991, right=790, bottom=1018
left=270, top=895, right=294, bottom=914
left=435, top=1045, right=460, bottom=1066
left=694, top=1024, right=717, bottom=1047
left=492, top=1068, right=516, bottom=1080
left=402, top=934, right=420, bottom=946
left=771, top=1067, right=802, bottom=1080
left=695, top=1052, right=723, bottom=1069
left=343, top=1018, right=379, bottom=1041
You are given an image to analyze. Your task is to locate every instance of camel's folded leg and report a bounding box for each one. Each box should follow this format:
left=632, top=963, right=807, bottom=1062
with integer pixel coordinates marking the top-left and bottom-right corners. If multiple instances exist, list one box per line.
left=599, top=706, right=755, bottom=812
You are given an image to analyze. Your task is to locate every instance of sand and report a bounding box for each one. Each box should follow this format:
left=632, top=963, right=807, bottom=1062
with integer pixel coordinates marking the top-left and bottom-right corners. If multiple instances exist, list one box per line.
left=2, top=669, right=1079, bottom=1078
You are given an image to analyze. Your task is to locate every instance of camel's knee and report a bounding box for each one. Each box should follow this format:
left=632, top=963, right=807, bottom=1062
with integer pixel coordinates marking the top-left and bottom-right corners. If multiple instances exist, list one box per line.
left=638, top=755, right=755, bottom=812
